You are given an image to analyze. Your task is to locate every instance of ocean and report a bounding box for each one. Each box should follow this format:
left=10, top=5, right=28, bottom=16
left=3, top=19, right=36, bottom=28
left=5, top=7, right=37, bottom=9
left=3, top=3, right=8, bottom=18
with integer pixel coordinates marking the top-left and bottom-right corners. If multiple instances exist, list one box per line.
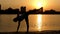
left=0, top=14, right=60, bottom=32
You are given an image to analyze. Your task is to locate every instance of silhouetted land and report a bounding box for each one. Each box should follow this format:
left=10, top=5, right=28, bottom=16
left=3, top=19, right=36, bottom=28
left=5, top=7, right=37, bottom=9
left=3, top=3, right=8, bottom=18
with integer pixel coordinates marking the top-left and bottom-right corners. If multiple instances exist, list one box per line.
left=0, top=6, right=60, bottom=14
left=0, top=30, right=60, bottom=34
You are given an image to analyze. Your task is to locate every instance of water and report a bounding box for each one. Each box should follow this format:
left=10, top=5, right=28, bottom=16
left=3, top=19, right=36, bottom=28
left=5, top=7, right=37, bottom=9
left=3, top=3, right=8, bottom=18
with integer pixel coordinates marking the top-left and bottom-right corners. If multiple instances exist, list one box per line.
left=42, top=14, right=60, bottom=31
left=0, top=14, right=60, bottom=32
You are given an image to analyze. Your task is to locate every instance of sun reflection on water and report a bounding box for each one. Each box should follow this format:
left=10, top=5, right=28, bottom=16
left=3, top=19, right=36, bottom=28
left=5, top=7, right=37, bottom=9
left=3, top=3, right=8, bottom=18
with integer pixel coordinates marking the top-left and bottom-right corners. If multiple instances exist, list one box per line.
left=37, top=14, right=42, bottom=31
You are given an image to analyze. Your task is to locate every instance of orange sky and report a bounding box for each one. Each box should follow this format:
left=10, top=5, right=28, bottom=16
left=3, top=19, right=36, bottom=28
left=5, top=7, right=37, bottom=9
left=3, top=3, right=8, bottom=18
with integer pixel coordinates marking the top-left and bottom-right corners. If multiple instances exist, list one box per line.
left=0, top=0, right=60, bottom=32
left=0, top=0, right=60, bottom=11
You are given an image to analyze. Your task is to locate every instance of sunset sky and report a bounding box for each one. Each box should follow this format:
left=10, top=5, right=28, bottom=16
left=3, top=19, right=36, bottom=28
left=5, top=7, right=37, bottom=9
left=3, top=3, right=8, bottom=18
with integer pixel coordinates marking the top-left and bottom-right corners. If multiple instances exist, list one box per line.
left=0, top=0, right=60, bottom=11
left=0, top=0, right=60, bottom=32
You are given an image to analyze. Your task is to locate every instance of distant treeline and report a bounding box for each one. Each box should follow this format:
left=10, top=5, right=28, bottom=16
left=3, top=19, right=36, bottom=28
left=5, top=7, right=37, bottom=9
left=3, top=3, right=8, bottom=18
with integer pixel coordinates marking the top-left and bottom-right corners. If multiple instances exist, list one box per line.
left=0, top=6, right=60, bottom=14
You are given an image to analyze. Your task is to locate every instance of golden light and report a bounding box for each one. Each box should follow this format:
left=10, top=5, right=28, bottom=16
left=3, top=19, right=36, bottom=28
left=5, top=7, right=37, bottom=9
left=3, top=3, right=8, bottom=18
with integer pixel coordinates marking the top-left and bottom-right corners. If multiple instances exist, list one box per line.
left=35, top=2, right=43, bottom=9
left=30, top=0, right=47, bottom=10
left=32, top=0, right=43, bottom=9
left=37, top=15, right=42, bottom=31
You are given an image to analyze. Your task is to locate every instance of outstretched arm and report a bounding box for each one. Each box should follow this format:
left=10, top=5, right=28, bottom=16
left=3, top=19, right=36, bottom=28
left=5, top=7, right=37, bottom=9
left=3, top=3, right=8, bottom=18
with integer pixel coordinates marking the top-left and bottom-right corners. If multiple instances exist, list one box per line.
left=27, top=9, right=40, bottom=14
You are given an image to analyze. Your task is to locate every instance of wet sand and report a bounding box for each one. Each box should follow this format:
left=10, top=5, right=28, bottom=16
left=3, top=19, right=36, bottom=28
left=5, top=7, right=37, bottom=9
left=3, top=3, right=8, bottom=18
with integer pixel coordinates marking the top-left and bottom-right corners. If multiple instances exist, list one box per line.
left=0, top=30, right=60, bottom=34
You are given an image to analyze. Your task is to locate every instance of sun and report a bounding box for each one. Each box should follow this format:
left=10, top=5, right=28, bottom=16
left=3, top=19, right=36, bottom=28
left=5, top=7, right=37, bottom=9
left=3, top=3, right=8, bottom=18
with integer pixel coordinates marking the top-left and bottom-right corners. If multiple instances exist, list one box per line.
left=37, top=14, right=42, bottom=31
left=33, top=1, right=43, bottom=9
left=36, top=2, right=42, bottom=9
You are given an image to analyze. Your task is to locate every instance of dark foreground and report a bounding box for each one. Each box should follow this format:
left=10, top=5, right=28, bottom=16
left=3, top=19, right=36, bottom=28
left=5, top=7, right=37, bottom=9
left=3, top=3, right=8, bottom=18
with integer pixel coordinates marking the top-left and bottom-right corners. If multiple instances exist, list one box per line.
left=0, top=30, right=60, bottom=34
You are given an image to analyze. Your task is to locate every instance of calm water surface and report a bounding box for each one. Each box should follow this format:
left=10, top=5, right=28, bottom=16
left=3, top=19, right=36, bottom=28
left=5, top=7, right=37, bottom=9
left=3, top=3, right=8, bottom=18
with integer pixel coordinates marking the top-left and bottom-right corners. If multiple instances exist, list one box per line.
left=0, top=14, right=60, bottom=32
